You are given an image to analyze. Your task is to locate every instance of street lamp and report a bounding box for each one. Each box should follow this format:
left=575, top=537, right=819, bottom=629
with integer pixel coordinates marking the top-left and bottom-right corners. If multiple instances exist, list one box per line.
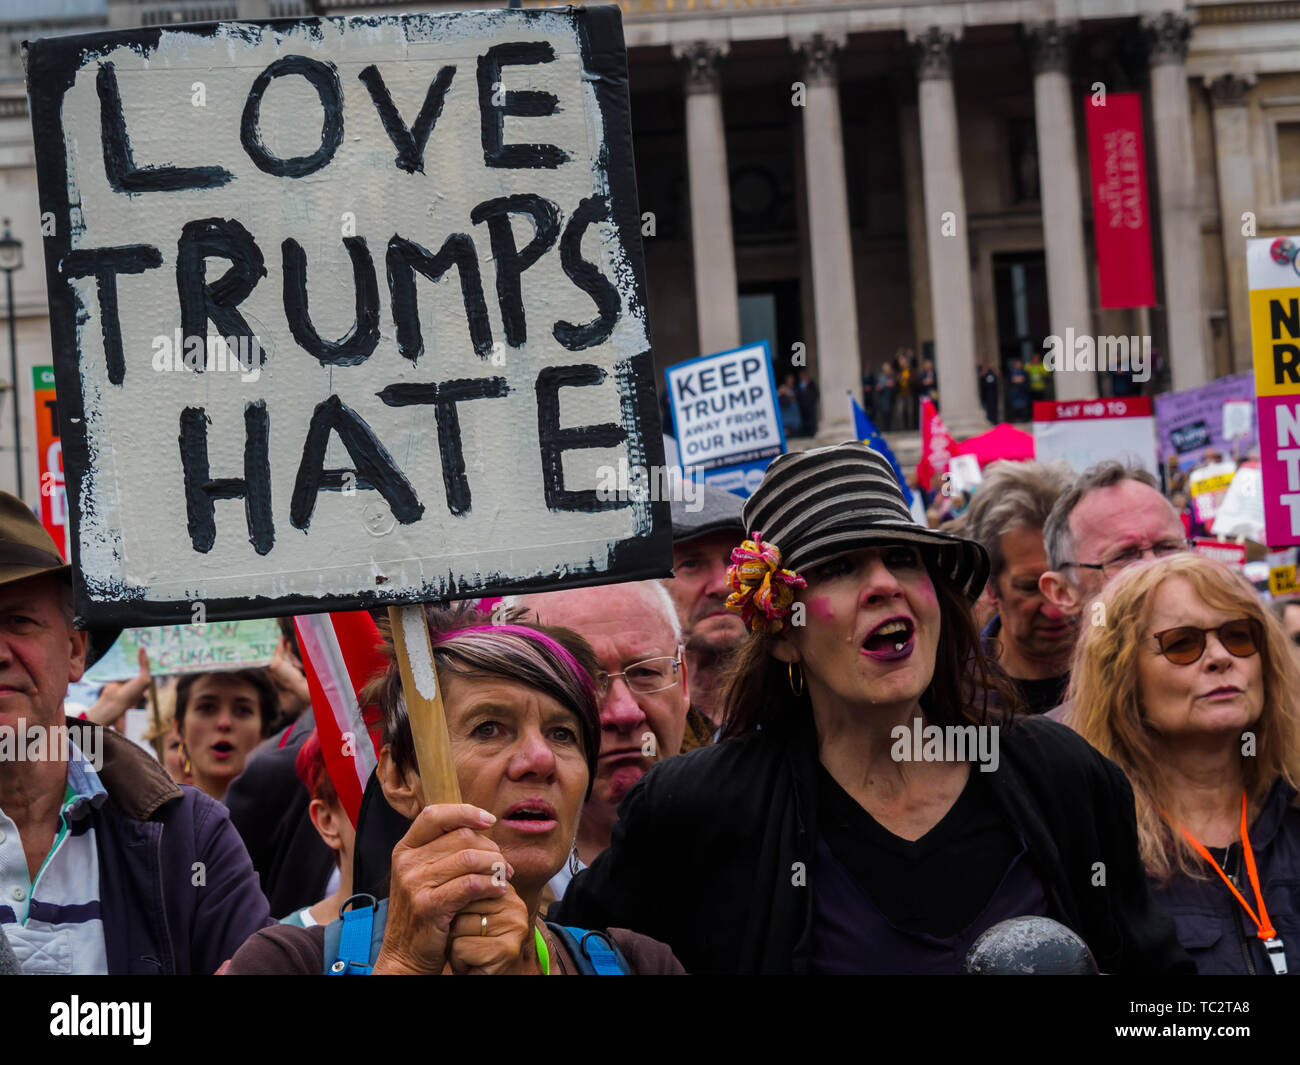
left=0, top=219, right=23, bottom=501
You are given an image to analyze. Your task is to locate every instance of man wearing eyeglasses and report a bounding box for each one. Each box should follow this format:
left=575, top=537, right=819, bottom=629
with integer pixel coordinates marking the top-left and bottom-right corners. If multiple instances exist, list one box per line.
left=1039, top=462, right=1189, bottom=616
left=1037, top=461, right=1189, bottom=724
left=507, top=582, right=690, bottom=892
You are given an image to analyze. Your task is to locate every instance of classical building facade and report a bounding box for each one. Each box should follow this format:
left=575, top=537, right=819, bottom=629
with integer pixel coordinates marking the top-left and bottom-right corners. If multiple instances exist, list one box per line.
left=1, top=0, right=1299, bottom=495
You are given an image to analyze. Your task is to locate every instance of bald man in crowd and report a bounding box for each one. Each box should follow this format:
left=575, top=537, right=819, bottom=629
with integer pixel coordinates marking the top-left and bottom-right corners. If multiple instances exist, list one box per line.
left=507, top=581, right=691, bottom=898
left=1037, top=461, right=1189, bottom=724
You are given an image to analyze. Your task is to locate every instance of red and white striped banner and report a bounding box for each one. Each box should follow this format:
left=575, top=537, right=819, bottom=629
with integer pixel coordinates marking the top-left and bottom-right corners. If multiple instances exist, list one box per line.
left=293, top=611, right=387, bottom=827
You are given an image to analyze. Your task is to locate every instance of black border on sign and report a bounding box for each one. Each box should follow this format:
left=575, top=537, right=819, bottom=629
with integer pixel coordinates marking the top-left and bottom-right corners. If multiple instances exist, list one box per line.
left=24, top=7, right=670, bottom=629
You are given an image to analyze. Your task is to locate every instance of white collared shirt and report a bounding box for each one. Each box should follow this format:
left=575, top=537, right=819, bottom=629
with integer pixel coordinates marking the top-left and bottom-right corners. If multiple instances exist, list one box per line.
left=0, top=741, right=109, bottom=974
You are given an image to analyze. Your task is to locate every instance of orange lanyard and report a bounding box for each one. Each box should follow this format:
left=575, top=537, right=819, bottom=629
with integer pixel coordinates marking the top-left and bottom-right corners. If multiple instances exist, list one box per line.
left=1176, top=791, right=1287, bottom=975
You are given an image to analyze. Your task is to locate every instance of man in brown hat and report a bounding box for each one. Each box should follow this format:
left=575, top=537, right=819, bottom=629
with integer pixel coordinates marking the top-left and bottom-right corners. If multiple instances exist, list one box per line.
left=0, top=492, right=270, bottom=972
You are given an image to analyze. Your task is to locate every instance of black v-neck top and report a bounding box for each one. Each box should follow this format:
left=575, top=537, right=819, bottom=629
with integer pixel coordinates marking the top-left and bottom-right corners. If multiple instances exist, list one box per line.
left=815, top=762, right=1025, bottom=939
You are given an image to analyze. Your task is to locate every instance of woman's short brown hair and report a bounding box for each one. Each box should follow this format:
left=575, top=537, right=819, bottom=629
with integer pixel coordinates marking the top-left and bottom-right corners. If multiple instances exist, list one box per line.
left=361, top=603, right=602, bottom=797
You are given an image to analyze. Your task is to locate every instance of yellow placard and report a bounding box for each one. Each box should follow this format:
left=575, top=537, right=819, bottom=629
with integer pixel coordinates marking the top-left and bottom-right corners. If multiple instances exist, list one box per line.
left=1270, top=564, right=1299, bottom=596
left=1190, top=472, right=1234, bottom=496
left=1250, top=288, right=1300, bottom=397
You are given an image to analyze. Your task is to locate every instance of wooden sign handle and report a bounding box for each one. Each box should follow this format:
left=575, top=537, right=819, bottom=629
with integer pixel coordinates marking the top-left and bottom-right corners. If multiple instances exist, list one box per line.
left=147, top=675, right=164, bottom=762
left=388, top=603, right=462, bottom=806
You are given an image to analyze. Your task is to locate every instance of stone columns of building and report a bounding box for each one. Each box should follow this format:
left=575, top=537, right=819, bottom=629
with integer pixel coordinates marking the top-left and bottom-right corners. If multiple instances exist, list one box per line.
left=1143, top=11, right=1212, bottom=391
left=792, top=32, right=859, bottom=443
left=898, top=98, right=935, bottom=361
left=1025, top=21, right=1097, bottom=401
left=673, top=41, right=741, bottom=359
left=1207, top=73, right=1257, bottom=374
left=909, top=26, right=986, bottom=434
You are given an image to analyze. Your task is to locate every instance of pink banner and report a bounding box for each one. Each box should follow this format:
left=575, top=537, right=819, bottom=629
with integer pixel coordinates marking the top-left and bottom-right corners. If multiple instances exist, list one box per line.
left=1257, top=393, right=1300, bottom=546
left=1085, top=93, right=1156, bottom=309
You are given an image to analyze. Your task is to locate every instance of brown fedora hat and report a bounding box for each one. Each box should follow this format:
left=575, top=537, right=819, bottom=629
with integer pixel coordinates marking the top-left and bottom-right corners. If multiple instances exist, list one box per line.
left=0, top=492, right=120, bottom=667
left=0, top=491, right=70, bottom=586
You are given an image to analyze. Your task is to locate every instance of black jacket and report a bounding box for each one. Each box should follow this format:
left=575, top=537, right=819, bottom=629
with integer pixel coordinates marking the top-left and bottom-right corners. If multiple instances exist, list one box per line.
left=552, top=713, right=1193, bottom=974
left=87, top=723, right=272, bottom=973
left=1151, top=777, right=1300, bottom=975
left=225, top=711, right=334, bottom=918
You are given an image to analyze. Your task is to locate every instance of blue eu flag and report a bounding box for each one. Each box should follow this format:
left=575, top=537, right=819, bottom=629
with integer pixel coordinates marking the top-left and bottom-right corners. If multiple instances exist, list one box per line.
left=851, top=394, right=914, bottom=507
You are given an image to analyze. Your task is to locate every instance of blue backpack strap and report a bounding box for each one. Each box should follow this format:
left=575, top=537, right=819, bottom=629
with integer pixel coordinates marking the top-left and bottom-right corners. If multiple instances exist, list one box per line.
left=324, top=894, right=388, bottom=975
left=545, top=923, right=630, bottom=975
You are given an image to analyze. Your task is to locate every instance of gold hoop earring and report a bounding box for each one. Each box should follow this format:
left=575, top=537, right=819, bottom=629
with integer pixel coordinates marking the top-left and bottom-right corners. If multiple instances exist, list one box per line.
left=788, top=661, right=804, bottom=696
left=180, top=744, right=192, bottom=777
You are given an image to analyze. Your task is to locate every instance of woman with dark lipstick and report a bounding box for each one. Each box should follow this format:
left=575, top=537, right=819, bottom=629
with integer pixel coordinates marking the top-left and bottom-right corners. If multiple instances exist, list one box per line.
left=552, top=442, right=1191, bottom=974
left=1073, top=554, right=1300, bottom=974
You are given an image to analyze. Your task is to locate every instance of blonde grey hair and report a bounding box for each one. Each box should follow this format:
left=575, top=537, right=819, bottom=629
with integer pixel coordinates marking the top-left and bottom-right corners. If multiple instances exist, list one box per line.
left=962, top=461, right=1075, bottom=582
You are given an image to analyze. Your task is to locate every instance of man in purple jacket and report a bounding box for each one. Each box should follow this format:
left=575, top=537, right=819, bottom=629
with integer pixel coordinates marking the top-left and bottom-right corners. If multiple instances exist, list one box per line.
left=0, top=492, right=270, bottom=973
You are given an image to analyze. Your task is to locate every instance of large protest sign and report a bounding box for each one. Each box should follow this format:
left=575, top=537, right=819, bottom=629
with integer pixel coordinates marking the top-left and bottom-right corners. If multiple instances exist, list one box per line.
left=665, top=342, right=784, bottom=477
left=1032, top=397, right=1159, bottom=479
left=26, top=10, right=669, bottom=627
left=1249, top=237, right=1300, bottom=546
left=1153, top=372, right=1257, bottom=471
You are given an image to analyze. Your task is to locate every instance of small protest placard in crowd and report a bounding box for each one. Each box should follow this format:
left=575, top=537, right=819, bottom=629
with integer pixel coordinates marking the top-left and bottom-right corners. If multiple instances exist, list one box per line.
left=1153, top=372, right=1256, bottom=471
left=1188, top=461, right=1237, bottom=524
left=1223, top=400, right=1253, bottom=441
left=26, top=10, right=669, bottom=627
left=665, top=342, right=784, bottom=475
left=1191, top=538, right=1247, bottom=569
left=83, top=619, right=282, bottom=683
left=1032, top=397, right=1159, bottom=480
left=1211, top=463, right=1265, bottom=542
left=32, top=365, right=68, bottom=559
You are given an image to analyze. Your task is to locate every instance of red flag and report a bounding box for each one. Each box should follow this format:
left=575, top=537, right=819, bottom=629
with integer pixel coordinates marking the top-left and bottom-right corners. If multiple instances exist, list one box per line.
left=293, top=611, right=387, bottom=827
left=916, top=398, right=955, bottom=494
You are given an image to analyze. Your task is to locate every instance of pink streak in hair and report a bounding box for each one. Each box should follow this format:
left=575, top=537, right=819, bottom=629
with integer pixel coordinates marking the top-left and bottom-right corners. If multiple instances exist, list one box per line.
left=430, top=623, right=596, bottom=698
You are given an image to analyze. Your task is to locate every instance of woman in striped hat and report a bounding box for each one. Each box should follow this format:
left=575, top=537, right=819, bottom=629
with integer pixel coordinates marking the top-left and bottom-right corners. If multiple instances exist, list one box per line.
left=552, top=441, right=1192, bottom=974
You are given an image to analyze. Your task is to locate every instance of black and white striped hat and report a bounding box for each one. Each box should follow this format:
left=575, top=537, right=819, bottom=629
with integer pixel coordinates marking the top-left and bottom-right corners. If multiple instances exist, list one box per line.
left=741, top=442, right=990, bottom=601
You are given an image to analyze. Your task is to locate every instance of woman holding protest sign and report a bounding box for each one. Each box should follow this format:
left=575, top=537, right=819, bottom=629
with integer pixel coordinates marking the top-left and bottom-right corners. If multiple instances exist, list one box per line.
left=1072, top=554, right=1300, bottom=975
left=175, top=669, right=278, bottom=802
left=224, top=607, right=682, bottom=975
left=551, top=442, right=1191, bottom=974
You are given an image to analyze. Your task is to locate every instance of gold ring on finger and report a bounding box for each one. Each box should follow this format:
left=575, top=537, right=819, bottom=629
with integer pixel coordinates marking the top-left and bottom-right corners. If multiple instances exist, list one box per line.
left=480, top=915, right=488, bottom=937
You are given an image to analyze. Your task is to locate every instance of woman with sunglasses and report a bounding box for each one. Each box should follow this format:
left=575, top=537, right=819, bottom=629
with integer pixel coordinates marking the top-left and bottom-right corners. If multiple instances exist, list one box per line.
left=1074, top=553, right=1300, bottom=974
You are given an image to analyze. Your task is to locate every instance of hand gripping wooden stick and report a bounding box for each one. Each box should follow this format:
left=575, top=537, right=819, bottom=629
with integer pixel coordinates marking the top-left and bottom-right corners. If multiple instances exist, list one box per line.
left=388, top=603, right=462, bottom=805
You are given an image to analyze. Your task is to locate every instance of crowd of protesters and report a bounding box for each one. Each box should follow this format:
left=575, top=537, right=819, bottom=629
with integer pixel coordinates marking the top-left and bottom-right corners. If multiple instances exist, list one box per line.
left=1, top=425, right=1298, bottom=976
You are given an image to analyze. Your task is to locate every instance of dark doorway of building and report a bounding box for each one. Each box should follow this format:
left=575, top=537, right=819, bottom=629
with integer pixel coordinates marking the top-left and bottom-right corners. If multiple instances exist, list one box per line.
left=992, top=251, right=1050, bottom=422
left=739, top=280, right=803, bottom=378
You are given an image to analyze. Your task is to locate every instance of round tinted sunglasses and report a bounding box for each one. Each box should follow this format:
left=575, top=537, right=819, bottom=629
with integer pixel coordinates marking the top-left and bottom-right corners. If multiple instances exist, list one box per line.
left=1151, top=618, right=1264, bottom=665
